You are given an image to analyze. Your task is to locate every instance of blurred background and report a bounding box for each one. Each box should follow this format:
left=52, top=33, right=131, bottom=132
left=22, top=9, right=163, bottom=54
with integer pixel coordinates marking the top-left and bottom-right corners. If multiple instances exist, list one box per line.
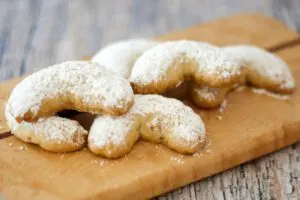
left=0, top=0, right=299, bottom=81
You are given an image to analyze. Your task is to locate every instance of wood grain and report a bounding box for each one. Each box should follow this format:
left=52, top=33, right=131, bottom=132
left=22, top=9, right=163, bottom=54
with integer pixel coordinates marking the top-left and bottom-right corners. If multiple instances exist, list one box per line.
left=1, top=13, right=300, bottom=200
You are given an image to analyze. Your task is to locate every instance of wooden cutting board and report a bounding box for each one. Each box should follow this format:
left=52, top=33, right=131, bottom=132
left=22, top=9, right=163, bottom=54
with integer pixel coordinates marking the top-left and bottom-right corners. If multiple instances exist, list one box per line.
left=1, top=13, right=300, bottom=200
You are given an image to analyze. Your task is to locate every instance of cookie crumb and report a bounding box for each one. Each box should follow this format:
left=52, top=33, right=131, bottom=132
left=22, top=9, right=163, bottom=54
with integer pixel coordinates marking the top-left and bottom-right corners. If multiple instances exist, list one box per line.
left=217, top=115, right=222, bottom=120
left=91, top=160, right=98, bottom=164
left=19, top=146, right=25, bottom=151
left=219, top=99, right=227, bottom=113
left=99, top=160, right=105, bottom=166
left=8, top=142, right=13, bottom=147
left=170, top=156, right=185, bottom=164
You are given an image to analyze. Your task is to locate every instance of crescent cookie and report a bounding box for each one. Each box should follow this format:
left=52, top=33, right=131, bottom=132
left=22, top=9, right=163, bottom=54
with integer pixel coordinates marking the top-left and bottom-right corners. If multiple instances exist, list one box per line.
left=224, top=45, right=295, bottom=93
left=191, top=45, right=295, bottom=108
left=129, top=40, right=243, bottom=94
left=88, top=95, right=206, bottom=158
left=92, top=39, right=158, bottom=78
left=92, top=39, right=187, bottom=100
left=6, top=61, right=134, bottom=122
left=5, top=108, right=87, bottom=152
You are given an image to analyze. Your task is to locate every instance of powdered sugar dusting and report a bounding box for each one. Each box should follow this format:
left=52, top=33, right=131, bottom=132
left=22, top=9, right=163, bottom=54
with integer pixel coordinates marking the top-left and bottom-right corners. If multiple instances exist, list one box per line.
left=90, top=160, right=105, bottom=166
left=5, top=107, right=88, bottom=146
left=92, top=39, right=158, bottom=78
left=130, top=40, right=242, bottom=87
left=89, top=115, right=135, bottom=148
left=133, top=95, right=205, bottom=147
left=251, top=88, right=291, bottom=100
left=90, top=95, right=205, bottom=150
left=170, top=155, right=185, bottom=164
left=224, top=45, right=295, bottom=90
left=7, top=61, right=133, bottom=119
left=34, top=117, right=87, bottom=143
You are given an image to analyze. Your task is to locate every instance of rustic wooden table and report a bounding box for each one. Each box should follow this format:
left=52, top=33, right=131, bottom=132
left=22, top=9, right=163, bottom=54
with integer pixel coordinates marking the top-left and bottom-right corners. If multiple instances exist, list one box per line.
left=0, top=1, right=300, bottom=199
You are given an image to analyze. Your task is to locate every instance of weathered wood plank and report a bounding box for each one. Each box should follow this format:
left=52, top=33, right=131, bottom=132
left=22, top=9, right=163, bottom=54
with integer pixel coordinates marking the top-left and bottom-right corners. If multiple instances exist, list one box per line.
left=273, top=0, right=300, bottom=32
left=0, top=0, right=18, bottom=79
left=0, top=0, right=42, bottom=80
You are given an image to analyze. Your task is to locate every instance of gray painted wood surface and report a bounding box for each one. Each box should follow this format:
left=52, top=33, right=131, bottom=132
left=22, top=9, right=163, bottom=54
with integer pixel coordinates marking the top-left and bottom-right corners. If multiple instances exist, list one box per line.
left=0, top=0, right=300, bottom=199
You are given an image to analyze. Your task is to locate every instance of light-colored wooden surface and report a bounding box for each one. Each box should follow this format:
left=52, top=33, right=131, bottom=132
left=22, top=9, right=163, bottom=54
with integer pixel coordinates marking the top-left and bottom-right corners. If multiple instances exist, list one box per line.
left=0, top=1, right=300, bottom=200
